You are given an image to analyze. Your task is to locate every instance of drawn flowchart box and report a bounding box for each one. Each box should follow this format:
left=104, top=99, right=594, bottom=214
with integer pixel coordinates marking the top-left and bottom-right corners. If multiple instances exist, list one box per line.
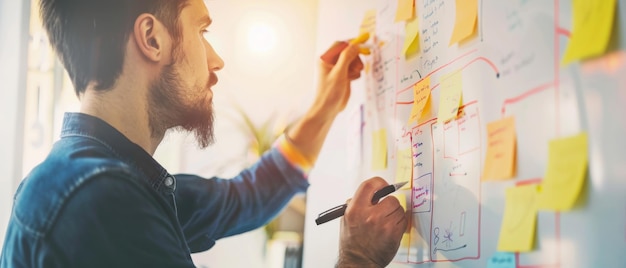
left=413, top=173, right=433, bottom=213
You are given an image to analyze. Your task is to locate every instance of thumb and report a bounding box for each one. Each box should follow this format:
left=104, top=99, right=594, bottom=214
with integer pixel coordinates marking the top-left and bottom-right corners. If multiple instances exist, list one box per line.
left=351, top=177, right=388, bottom=207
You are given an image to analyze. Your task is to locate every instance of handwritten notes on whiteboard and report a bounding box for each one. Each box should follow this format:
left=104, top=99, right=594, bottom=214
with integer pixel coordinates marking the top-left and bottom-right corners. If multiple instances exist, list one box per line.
left=408, top=77, right=431, bottom=125
left=402, top=16, right=421, bottom=59
left=498, top=184, right=539, bottom=252
left=537, top=133, right=588, bottom=211
left=372, top=129, right=388, bottom=170
left=562, top=0, right=617, bottom=64
left=438, top=71, right=463, bottom=123
left=450, top=0, right=478, bottom=45
left=395, top=0, right=414, bottom=22
left=483, top=117, right=517, bottom=181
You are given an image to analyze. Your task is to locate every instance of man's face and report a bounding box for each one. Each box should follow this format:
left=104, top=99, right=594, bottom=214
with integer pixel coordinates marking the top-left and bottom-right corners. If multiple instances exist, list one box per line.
left=148, top=0, right=224, bottom=148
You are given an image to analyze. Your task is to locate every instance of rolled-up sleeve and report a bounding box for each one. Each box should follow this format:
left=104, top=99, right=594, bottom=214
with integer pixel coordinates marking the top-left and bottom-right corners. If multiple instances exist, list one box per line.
left=173, top=147, right=310, bottom=253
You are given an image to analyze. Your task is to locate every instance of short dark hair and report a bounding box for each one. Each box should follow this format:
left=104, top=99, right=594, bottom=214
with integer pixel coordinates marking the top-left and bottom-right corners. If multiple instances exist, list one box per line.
left=40, top=0, right=189, bottom=96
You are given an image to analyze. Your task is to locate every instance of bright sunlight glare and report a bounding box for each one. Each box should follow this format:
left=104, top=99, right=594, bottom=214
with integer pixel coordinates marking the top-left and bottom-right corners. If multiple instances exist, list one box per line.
left=247, top=23, right=278, bottom=54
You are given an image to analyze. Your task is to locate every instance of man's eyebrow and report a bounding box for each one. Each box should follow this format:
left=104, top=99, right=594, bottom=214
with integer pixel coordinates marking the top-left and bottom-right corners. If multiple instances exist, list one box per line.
left=199, top=16, right=212, bottom=27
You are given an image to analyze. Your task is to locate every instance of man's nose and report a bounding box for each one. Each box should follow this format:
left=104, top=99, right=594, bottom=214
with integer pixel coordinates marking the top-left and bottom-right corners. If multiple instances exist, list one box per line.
left=207, top=45, right=224, bottom=71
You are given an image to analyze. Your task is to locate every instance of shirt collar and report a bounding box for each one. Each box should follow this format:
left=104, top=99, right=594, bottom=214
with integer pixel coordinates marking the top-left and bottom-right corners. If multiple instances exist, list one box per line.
left=60, top=112, right=170, bottom=190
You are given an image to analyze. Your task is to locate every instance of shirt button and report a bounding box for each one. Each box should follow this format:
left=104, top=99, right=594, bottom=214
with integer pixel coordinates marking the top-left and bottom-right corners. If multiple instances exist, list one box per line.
left=164, top=176, right=174, bottom=187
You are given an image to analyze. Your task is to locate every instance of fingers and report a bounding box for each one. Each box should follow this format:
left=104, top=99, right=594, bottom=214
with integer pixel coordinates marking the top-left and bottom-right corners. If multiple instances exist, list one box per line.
left=320, top=41, right=349, bottom=66
left=348, top=57, right=364, bottom=80
left=378, top=196, right=403, bottom=217
left=319, top=33, right=370, bottom=80
left=352, top=177, right=389, bottom=206
left=334, top=44, right=361, bottom=75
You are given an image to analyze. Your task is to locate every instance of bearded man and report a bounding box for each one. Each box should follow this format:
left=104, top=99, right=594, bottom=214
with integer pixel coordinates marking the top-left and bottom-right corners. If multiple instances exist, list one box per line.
left=0, top=0, right=407, bottom=267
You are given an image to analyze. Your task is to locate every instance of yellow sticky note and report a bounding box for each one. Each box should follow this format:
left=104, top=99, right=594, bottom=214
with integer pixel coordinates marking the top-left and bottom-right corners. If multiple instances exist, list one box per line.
left=360, top=10, right=377, bottom=35
left=438, top=71, right=463, bottom=123
left=395, top=148, right=413, bottom=189
left=372, top=129, right=388, bottom=170
left=537, top=133, right=588, bottom=211
left=408, top=77, right=431, bottom=125
left=562, top=0, right=617, bottom=65
left=395, top=0, right=415, bottom=22
left=419, top=98, right=432, bottom=123
left=396, top=193, right=407, bottom=211
left=482, top=117, right=517, bottom=181
left=400, top=232, right=411, bottom=248
left=498, top=184, right=538, bottom=252
left=396, top=194, right=411, bottom=247
left=402, top=16, right=420, bottom=59
left=449, top=0, right=478, bottom=45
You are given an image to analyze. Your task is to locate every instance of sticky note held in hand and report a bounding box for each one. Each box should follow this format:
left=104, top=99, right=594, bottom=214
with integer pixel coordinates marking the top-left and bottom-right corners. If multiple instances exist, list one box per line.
left=320, top=33, right=370, bottom=65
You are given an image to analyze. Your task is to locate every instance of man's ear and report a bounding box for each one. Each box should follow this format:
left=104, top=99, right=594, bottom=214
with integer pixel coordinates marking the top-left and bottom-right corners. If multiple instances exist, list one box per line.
left=133, top=14, right=168, bottom=62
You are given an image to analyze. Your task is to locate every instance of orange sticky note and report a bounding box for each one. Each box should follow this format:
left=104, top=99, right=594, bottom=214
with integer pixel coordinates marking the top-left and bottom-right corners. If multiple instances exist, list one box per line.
left=395, top=0, right=415, bottom=22
left=498, top=184, right=538, bottom=252
left=372, top=129, right=388, bottom=170
left=360, top=10, right=377, bottom=35
left=437, top=71, right=463, bottom=123
left=394, top=148, right=413, bottom=189
left=482, top=117, right=517, bottom=181
left=449, top=0, right=478, bottom=45
left=320, top=33, right=370, bottom=64
left=562, top=0, right=617, bottom=65
left=537, top=133, right=588, bottom=211
left=408, top=77, right=431, bottom=125
left=402, top=16, right=420, bottom=59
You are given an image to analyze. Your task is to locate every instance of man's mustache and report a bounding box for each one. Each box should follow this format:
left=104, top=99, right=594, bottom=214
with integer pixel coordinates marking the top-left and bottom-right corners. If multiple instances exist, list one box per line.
left=209, top=72, right=218, bottom=87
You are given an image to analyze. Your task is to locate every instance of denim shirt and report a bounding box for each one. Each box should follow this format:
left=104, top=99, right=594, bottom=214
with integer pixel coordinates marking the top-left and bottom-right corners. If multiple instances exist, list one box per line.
left=0, top=113, right=310, bottom=268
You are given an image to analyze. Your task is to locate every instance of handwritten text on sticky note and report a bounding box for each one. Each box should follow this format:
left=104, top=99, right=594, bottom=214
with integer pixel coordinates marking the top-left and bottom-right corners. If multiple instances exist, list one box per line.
left=537, top=132, right=588, bottom=211
left=483, top=117, right=517, bottom=181
left=488, top=252, right=515, bottom=268
left=360, top=10, right=377, bottom=35
left=498, top=184, right=538, bottom=252
left=408, top=77, right=431, bottom=125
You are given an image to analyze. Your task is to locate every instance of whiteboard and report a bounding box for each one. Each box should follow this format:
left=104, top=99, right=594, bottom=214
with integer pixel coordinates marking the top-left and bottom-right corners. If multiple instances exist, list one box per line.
left=303, top=0, right=626, bottom=267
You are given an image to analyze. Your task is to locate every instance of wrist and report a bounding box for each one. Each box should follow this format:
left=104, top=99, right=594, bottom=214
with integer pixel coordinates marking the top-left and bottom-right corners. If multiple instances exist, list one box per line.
left=336, top=251, right=383, bottom=268
left=309, top=97, right=342, bottom=122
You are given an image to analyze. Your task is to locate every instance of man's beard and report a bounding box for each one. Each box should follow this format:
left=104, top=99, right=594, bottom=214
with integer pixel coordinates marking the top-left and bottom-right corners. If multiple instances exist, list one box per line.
left=148, top=63, right=215, bottom=149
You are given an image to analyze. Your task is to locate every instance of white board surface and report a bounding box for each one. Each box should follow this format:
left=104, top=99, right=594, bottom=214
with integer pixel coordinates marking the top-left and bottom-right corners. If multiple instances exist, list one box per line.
left=304, top=0, right=626, bottom=267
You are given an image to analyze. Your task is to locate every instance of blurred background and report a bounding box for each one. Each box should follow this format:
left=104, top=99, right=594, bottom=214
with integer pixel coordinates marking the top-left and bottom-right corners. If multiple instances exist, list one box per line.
left=0, top=0, right=323, bottom=267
